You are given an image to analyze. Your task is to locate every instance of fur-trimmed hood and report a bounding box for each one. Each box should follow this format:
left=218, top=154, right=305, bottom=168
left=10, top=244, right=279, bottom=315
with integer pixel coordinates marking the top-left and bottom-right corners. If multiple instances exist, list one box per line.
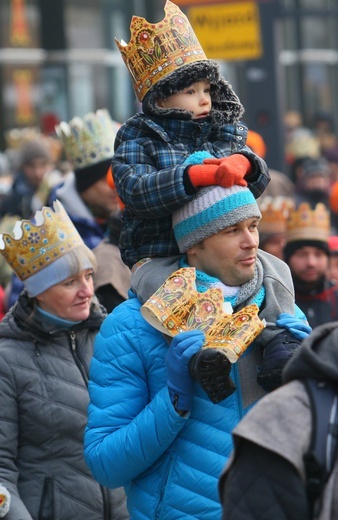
left=142, top=60, right=244, bottom=126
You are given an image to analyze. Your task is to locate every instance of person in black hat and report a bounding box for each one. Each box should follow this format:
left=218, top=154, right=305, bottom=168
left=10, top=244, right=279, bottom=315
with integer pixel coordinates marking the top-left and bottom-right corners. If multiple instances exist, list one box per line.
left=51, top=110, right=131, bottom=313
left=5, top=110, right=131, bottom=313
left=294, top=156, right=332, bottom=209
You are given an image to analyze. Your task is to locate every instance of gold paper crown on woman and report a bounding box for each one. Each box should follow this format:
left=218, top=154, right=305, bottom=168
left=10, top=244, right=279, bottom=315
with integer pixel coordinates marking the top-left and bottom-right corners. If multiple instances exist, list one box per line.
left=142, top=267, right=265, bottom=363
left=55, top=109, right=120, bottom=170
left=0, top=200, right=83, bottom=281
left=286, top=202, right=330, bottom=243
left=115, top=0, right=207, bottom=102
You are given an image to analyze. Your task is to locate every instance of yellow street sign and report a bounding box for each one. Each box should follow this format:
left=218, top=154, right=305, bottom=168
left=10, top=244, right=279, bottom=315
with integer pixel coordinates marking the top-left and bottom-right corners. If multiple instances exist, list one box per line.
left=176, top=0, right=230, bottom=5
left=188, top=2, right=263, bottom=61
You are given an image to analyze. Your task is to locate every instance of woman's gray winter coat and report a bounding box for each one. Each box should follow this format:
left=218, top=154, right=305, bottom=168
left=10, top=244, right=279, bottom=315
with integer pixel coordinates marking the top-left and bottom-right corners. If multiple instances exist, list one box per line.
left=0, top=291, right=128, bottom=520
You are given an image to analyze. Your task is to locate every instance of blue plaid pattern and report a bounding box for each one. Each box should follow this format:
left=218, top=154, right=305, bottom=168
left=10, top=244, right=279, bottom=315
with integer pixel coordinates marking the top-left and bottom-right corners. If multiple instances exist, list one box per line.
left=112, top=114, right=270, bottom=267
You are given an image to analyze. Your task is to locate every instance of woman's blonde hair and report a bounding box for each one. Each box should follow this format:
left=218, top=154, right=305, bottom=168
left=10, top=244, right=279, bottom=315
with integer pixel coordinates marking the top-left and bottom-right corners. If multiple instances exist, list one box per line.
left=24, top=243, right=97, bottom=297
left=62, top=244, right=97, bottom=277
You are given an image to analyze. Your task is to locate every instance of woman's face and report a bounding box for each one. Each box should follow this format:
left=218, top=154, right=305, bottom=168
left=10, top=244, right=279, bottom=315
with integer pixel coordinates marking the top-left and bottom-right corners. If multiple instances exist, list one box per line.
left=35, top=269, right=94, bottom=322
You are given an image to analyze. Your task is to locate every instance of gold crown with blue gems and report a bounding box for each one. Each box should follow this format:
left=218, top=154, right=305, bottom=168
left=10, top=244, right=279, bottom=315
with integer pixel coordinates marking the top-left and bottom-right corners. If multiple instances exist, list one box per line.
left=0, top=200, right=83, bottom=281
left=115, top=0, right=207, bottom=102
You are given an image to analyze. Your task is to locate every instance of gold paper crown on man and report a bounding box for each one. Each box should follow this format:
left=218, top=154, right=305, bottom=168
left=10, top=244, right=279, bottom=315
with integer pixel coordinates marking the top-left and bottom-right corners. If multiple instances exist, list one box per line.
left=55, top=109, right=120, bottom=171
left=258, top=196, right=294, bottom=236
left=286, top=202, right=330, bottom=243
left=284, top=202, right=331, bottom=262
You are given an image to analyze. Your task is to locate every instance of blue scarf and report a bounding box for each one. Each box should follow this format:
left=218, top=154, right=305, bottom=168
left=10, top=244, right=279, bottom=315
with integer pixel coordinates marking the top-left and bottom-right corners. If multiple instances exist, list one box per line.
left=37, top=306, right=82, bottom=329
left=180, top=257, right=265, bottom=309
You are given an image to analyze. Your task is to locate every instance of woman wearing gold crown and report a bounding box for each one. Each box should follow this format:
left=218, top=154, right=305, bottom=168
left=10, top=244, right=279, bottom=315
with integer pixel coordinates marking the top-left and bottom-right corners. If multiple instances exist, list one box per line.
left=0, top=201, right=128, bottom=519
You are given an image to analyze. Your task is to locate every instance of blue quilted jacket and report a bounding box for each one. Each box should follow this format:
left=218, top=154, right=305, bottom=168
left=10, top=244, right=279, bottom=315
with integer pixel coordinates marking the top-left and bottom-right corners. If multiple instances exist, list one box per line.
left=84, top=292, right=264, bottom=520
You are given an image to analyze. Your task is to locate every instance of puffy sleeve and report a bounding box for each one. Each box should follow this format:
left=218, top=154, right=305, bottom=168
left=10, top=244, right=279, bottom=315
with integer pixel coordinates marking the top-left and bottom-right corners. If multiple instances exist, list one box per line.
left=84, top=299, right=188, bottom=488
left=0, top=356, right=33, bottom=519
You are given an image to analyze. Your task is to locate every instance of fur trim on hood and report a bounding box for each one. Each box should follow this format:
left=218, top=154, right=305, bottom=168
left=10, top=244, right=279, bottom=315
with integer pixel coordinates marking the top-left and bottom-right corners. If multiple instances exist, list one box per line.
left=142, top=60, right=244, bottom=126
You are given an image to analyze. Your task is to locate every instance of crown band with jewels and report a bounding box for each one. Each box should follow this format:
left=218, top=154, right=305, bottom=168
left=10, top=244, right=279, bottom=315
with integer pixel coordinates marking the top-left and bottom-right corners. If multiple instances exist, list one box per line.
left=55, top=109, right=120, bottom=170
left=115, top=0, right=208, bottom=102
left=0, top=200, right=84, bottom=281
left=286, top=202, right=330, bottom=243
left=141, top=267, right=265, bottom=362
left=258, top=196, right=294, bottom=235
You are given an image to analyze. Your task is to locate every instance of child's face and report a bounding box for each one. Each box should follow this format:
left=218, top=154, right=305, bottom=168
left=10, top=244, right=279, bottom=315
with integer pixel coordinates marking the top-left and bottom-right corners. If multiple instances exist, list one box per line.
left=157, top=80, right=211, bottom=119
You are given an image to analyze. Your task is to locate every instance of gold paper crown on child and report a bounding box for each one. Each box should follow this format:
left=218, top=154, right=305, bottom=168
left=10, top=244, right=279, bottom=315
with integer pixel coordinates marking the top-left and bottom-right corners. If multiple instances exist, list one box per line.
left=258, top=196, right=294, bottom=235
left=55, top=109, right=120, bottom=170
left=115, top=0, right=207, bottom=102
left=0, top=200, right=83, bottom=281
left=141, top=267, right=265, bottom=363
left=286, top=202, right=330, bottom=243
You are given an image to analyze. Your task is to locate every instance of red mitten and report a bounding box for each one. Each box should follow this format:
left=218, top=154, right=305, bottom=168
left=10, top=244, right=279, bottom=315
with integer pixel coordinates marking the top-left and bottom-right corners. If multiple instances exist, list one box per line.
left=187, top=163, right=219, bottom=188
left=203, top=154, right=252, bottom=187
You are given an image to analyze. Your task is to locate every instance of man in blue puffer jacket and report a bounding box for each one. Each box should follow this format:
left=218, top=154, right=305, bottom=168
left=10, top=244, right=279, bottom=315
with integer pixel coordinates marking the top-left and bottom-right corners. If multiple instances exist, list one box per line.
left=84, top=182, right=311, bottom=520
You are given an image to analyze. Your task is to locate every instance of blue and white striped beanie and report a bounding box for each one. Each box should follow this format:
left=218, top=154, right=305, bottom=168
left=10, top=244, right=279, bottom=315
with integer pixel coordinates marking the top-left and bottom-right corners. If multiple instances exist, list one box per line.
left=173, top=185, right=261, bottom=253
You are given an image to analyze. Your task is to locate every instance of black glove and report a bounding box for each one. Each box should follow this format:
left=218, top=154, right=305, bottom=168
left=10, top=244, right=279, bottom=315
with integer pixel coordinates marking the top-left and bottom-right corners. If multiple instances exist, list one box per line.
left=189, top=348, right=235, bottom=404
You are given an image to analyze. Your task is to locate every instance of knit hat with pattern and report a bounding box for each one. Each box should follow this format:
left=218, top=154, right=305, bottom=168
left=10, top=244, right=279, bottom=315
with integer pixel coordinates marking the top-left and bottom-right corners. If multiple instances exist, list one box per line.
left=173, top=185, right=261, bottom=253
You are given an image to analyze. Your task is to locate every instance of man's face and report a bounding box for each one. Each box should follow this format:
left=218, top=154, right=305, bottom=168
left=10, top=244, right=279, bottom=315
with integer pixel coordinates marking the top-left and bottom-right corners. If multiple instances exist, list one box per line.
left=288, top=246, right=329, bottom=283
left=23, top=158, right=51, bottom=188
left=304, top=174, right=330, bottom=193
left=187, top=217, right=260, bottom=286
left=81, top=177, right=121, bottom=215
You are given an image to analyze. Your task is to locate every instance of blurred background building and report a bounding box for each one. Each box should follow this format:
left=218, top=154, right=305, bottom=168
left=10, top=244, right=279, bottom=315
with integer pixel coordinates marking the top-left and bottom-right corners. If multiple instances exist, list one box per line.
left=0, top=0, right=338, bottom=172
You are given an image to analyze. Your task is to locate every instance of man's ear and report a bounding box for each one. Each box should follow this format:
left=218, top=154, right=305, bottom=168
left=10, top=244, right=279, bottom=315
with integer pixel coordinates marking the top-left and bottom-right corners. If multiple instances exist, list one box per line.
left=186, top=245, right=197, bottom=255
left=185, top=245, right=198, bottom=264
left=156, top=99, right=165, bottom=108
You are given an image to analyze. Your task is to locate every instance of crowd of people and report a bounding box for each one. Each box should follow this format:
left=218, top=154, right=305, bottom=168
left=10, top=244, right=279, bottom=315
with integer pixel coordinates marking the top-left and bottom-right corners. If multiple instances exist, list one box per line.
left=1, top=1, right=338, bottom=519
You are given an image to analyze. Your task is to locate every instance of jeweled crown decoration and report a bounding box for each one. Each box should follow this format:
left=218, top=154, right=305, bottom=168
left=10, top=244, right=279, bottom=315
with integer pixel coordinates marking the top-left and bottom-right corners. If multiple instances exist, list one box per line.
left=141, top=267, right=265, bottom=362
left=0, top=200, right=83, bottom=281
left=286, top=202, right=330, bottom=243
left=55, top=109, right=120, bottom=170
left=259, top=196, right=294, bottom=235
left=0, top=484, right=10, bottom=517
left=115, top=0, right=207, bottom=102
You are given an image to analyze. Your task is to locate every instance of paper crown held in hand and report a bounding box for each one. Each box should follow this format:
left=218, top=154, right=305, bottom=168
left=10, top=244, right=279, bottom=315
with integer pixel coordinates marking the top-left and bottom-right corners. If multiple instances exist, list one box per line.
left=141, top=267, right=265, bottom=362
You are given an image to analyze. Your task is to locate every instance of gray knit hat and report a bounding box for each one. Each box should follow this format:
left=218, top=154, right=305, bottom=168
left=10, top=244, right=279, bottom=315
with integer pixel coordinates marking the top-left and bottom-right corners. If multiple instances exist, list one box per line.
left=173, top=185, right=261, bottom=253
